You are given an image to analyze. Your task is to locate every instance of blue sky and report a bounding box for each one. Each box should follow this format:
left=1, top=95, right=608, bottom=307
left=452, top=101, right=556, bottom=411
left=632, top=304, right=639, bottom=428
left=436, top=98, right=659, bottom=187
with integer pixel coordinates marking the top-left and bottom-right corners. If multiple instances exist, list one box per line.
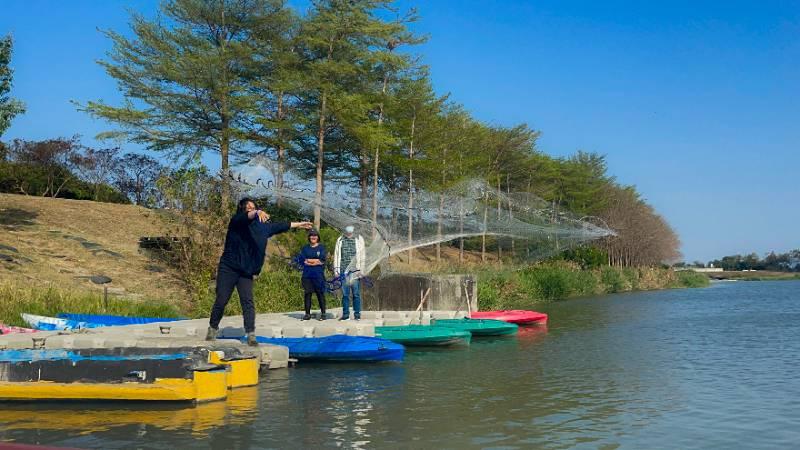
left=2, top=0, right=799, bottom=262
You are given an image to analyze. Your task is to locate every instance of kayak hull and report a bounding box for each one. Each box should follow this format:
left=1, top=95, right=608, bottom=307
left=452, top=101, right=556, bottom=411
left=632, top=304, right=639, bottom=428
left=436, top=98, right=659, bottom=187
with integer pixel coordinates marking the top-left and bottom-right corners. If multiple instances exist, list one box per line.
left=375, top=325, right=471, bottom=346
left=0, top=324, right=36, bottom=335
left=470, top=310, right=548, bottom=325
left=21, top=313, right=104, bottom=331
left=57, top=313, right=184, bottom=326
left=237, top=335, right=405, bottom=362
left=432, top=318, right=518, bottom=336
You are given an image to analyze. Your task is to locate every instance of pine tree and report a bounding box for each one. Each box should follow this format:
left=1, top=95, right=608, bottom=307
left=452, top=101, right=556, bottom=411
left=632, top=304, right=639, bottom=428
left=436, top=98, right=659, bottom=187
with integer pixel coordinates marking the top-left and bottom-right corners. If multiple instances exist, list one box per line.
left=0, top=35, right=26, bottom=140
left=81, top=0, right=284, bottom=206
left=298, top=0, right=418, bottom=229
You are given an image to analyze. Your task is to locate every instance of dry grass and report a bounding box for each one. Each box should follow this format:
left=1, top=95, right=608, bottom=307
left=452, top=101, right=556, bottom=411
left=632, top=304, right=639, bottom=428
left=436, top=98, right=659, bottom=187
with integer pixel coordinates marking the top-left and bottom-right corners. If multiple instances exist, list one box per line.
left=0, top=193, right=189, bottom=306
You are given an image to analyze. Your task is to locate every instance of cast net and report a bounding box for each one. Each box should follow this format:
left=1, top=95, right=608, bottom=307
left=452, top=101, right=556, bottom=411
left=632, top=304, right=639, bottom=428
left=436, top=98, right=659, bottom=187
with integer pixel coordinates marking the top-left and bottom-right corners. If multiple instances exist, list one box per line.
left=232, top=156, right=615, bottom=281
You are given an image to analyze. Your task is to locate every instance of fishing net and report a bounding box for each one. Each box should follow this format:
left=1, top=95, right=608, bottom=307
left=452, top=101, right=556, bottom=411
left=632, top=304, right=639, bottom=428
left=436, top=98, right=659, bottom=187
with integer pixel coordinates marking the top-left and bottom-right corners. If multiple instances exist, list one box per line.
left=233, top=156, right=615, bottom=282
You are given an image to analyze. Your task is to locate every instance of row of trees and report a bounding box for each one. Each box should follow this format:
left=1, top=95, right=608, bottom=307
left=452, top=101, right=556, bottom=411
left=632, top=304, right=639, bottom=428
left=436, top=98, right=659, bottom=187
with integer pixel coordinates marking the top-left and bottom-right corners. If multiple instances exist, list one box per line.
left=80, top=0, right=681, bottom=267
left=700, top=251, right=800, bottom=272
left=1, top=1, right=682, bottom=267
left=0, top=137, right=163, bottom=206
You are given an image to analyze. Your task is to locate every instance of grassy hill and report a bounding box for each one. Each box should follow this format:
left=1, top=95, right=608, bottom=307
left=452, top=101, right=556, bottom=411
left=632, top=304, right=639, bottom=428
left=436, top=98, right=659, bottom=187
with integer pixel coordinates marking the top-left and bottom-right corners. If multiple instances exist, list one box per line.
left=0, top=194, right=189, bottom=314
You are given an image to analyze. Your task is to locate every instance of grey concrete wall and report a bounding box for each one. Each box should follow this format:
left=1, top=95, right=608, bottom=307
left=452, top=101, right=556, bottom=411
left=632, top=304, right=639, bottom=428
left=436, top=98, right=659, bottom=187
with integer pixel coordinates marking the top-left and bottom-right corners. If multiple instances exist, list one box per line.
left=361, top=273, right=477, bottom=312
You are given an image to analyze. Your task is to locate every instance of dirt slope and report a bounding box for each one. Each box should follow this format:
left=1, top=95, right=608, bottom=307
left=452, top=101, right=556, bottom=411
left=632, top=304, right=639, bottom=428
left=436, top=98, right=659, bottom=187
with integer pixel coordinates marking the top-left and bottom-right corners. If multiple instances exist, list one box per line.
left=0, top=193, right=186, bottom=301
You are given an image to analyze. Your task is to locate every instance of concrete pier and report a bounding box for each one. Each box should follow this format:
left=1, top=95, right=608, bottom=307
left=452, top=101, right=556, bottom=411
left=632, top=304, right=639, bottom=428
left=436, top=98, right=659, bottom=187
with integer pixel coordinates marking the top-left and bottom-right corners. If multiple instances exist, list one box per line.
left=0, top=310, right=468, bottom=369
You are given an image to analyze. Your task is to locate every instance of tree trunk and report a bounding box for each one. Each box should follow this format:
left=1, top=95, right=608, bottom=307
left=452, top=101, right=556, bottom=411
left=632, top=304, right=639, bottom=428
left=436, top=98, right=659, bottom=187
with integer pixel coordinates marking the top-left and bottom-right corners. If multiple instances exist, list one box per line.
left=371, top=71, right=390, bottom=240
left=482, top=190, right=488, bottom=262
left=371, top=146, right=380, bottom=239
left=406, top=112, right=416, bottom=264
left=436, top=148, right=446, bottom=262
left=276, top=93, right=285, bottom=207
left=497, top=175, right=502, bottom=260
left=508, top=173, right=514, bottom=257
left=314, top=91, right=326, bottom=230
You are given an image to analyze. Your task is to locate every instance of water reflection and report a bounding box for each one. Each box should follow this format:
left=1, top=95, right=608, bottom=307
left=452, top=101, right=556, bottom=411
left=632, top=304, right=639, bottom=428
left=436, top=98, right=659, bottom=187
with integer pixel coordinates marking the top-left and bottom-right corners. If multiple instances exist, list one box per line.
left=285, top=363, right=406, bottom=449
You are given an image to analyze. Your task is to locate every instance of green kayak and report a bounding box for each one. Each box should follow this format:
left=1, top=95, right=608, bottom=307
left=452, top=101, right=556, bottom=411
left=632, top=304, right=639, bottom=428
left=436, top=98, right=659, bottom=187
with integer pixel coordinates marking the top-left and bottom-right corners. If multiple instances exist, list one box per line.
left=375, top=325, right=471, bottom=346
left=431, top=318, right=518, bottom=336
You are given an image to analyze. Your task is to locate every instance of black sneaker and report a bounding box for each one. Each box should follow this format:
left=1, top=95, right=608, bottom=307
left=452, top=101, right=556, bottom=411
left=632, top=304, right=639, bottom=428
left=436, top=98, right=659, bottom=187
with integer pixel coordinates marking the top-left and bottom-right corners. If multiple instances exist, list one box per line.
left=302, top=314, right=311, bottom=321
left=318, top=313, right=326, bottom=321
left=205, top=327, right=218, bottom=341
left=246, top=332, right=258, bottom=347
left=339, top=316, right=350, bottom=321
left=354, top=315, right=361, bottom=321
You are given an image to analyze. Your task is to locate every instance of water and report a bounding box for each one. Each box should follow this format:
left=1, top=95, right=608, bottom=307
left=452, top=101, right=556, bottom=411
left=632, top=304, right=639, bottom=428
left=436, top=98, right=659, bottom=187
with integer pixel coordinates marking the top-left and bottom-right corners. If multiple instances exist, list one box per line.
left=3, top=281, right=800, bottom=449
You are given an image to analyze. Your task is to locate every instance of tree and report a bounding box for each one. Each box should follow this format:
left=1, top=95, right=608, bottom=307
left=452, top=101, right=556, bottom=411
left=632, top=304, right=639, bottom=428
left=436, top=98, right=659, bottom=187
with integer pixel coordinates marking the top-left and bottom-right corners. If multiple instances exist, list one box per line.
left=388, top=74, right=446, bottom=263
left=81, top=0, right=285, bottom=207
left=73, top=146, right=120, bottom=201
left=298, top=0, right=416, bottom=229
left=7, top=137, right=81, bottom=197
left=0, top=35, right=26, bottom=139
left=114, top=153, right=164, bottom=206
left=244, top=4, right=302, bottom=205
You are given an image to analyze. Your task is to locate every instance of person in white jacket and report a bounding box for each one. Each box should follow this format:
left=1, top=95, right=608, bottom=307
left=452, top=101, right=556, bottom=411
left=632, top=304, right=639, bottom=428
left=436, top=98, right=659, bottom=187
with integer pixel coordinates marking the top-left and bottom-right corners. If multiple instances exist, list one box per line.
left=333, top=225, right=366, bottom=320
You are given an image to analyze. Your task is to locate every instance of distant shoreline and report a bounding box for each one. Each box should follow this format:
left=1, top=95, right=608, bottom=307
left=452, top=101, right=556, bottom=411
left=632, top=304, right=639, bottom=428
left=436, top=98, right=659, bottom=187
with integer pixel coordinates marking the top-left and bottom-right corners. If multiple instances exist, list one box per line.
left=705, top=271, right=800, bottom=281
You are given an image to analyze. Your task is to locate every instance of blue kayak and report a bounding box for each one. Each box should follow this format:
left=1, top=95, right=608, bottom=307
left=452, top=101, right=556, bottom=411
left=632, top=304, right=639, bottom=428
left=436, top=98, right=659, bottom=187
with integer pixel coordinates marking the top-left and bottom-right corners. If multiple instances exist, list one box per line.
left=22, top=313, right=105, bottom=331
left=230, top=335, right=404, bottom=362
left=57, top=313, right=184, bottom=326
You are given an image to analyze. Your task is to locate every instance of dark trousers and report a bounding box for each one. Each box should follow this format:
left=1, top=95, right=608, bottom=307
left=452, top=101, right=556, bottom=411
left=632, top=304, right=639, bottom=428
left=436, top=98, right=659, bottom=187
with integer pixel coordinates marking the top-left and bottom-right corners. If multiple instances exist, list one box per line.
left=210, top=263, right=256, bottom=333
left=302, top=277, right=326, bottom=315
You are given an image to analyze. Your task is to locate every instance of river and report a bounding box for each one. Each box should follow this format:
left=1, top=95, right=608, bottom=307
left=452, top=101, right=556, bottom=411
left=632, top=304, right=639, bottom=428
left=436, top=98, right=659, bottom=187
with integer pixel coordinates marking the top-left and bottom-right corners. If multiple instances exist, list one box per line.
left=2, top=280, right=799, bottom=449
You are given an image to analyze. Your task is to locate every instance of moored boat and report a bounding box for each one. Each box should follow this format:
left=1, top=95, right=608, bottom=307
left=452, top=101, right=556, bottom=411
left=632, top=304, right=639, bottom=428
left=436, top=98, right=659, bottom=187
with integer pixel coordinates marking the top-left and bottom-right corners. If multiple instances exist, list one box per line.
left=237, top=335, right=404, bottom=362
left=431, top=318, right=518, bottom=336
left=375, top=325, right=471, bottom=346
left=21, top=313, right=104, bottom=331
left=57, top=313, right=184, bottom=326
left=469, top=310, right=548, bottom=325
left=0, top=348, right=229, bottom=402
left=0, top=323, right=37, bottom=334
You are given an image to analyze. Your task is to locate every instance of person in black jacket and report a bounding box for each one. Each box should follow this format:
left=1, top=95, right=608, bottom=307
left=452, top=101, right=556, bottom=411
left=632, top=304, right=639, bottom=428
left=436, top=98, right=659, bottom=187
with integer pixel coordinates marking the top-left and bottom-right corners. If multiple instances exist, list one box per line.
left=206, top=197, right=312, bottom=346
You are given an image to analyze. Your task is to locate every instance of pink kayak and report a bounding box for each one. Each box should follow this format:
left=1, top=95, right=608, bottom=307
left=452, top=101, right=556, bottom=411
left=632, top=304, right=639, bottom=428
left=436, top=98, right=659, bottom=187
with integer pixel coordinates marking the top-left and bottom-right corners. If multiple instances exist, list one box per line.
left=469, top=310, right=548, bottom=325
left=0, top=323, right=37, bottom=334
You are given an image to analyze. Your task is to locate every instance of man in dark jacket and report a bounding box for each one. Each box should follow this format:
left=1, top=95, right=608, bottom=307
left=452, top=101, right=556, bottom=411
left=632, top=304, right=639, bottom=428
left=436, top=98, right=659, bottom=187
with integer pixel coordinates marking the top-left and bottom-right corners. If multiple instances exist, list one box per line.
left=207, top=197, right=312, bottom=345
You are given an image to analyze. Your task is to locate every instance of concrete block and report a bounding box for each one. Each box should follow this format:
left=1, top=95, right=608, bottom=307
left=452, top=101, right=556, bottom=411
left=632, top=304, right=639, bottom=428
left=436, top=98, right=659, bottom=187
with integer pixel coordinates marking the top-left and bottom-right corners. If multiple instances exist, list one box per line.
left=431, top=311, right=455, bottom=319
left=360, top=311, right=382, bottom=319
left=254, top=326, right=282, bottom=338
left=383, top=318, right=408, bottom=327
left=362, top=273, right=477, bottom=311
left=103, top=339, right=139, bottom=348
left=219, top=327, right=246, bottom=338
left=346, top=324, right=375, bottom=337
left=44, top=335, right=72, bottom=349
left=258, top=344, right=290, bottom=369
left=3, top=338, right=34, bottom=349
left=383, top=311, right=404, bottom=319
left=313, top=325, right=345, bottom=337
left=72, top=337, right=106, bottom=349
left=282, top=327, right=306, bottom=338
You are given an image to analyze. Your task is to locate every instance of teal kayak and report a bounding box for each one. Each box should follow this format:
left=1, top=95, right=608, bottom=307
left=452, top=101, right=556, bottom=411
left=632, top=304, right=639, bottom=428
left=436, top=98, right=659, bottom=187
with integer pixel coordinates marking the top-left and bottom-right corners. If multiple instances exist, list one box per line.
left=431, top=318, right=518, bottom=336
left=375, top=325, right=471, bottom=346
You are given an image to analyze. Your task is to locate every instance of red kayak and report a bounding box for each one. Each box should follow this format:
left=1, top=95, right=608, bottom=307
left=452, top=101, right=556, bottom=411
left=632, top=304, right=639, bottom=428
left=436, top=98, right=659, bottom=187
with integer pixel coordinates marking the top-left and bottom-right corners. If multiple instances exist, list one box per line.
left=469, top=310, right=548, bottom=325
left=0, top=323, right=37, bottom=335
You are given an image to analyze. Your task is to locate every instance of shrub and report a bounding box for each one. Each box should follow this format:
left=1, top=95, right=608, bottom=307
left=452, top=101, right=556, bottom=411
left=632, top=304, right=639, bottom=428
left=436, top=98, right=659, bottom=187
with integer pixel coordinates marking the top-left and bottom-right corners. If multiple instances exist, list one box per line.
left=600, top=266, right=625, bottom=293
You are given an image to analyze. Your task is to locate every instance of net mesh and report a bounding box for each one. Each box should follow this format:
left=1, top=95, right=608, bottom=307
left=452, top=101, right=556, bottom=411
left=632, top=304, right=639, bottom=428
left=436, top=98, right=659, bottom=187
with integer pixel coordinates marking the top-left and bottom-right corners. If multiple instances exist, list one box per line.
left=233, top=156, right=615, bottom=280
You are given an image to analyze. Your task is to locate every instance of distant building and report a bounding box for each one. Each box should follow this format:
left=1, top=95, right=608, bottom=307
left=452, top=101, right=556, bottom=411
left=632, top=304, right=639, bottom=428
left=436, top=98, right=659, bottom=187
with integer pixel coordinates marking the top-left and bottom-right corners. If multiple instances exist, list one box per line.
left=676, top=267, right=723, bottom=273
